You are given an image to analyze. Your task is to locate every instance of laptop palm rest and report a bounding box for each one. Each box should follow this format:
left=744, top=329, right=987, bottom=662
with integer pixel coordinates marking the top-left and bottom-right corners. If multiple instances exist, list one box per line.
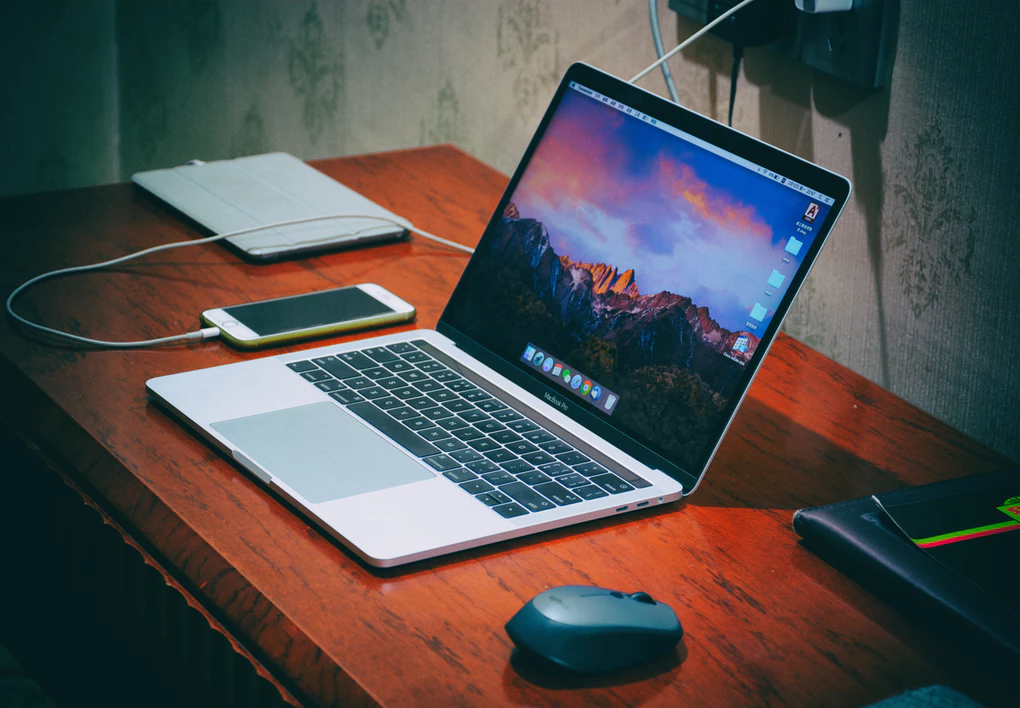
left=211, top=402, right=433, bottom=504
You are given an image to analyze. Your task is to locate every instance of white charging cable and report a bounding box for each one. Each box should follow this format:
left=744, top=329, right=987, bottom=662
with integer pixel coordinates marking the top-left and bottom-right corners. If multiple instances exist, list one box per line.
left=6, top=214, right=474, bottom=349
left=631, top=0, right=759, bottom=85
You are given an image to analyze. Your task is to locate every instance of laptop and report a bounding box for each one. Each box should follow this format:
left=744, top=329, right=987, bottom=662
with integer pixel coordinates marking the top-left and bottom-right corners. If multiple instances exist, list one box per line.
left=147, top=63, right=851, bottom=567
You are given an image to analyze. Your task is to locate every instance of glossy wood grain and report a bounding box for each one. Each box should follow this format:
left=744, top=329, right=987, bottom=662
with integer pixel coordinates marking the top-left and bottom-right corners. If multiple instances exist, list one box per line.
left=0, top=146, right=1010, bottom=707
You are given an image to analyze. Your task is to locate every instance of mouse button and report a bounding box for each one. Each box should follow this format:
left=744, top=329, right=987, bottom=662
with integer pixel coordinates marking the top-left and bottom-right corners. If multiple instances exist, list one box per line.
left=630, top=592, right=656, bottom=604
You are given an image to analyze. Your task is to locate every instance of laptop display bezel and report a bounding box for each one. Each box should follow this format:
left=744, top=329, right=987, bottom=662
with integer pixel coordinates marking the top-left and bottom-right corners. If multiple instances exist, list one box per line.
left=437, top=62, right=851, bottom=494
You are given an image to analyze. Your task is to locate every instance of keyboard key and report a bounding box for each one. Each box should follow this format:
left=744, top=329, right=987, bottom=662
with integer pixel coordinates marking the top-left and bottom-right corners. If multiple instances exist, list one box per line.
left=452, top=427, right=485, bottom=442
left=507, top=441, right=539, bottom=455
left=507, top=420, right=539, bottom=433
left=428, top=390, right=458, bottom=403
left=377, top=377, right=407, bottom=389
left=475, top=491, right=512, bottom=507
left=557, top=451, right=591, bottom=467
left=447, top=379, right=474, bottom=392
left=345, top=376, right=375, bottom=390
left=386, top=342, right=417, bottom=354
left=501, top=460, right=534, bottom=474
left=329, top=390, right=364, bottom=405
left=490, top=430, right=522, bottom=445
left=434, top=438, right=468, bottom=453
left=574, top=484, right=609, bottom=500
left=314, top=379, right=344, bottom=393
left=476, top=399, right=507, bottom=412
left=522, top=451, right=556, bottom=466
left=423, top=454, right=459, bottom=472
left=358, top=386, right=389, bottom=400
left=467, top=438, right=500, bottom=453
left=421, top=407, right=454, bottom=420
left=483, top=449, right=516, bottom=463
left=402, top=351, right=431, bottom=363
left=364, top=347, right=400, bottom=363
left=460, top=409, right=489, bottom=423
left=538, top=462, right=572, bottom=477
left=475, top=419, right=506, bottom=434
left=491, top=409, right=524, bottom=423
left=462, top=389, right=492, bottom=402
left=460, top=479, right=494, bottom=494
left=433, top=370, right=461, bottom=383
left=373, top=397, right=404, bottom=411
left=389, top=407, right=419, bottom=421
left=575, top=461, right=609, bottom=477
left=450, top=448, right=483, bottom=464
left=390, top=386, right=420, bottom=400
left=443, top=399, right=473, bottom=413
left=419, top=428, right=452, bottom=442
left=362, top=366, right=391, bottom=379
left=481, top=471, right=515, bottom=486
left=500, top=482, right=555, bottom=512
left=532, top=481, right=582, bottom=506
left=404, top=417, right=436, bottom=431
left=339, top=351, right=376, bottom=370
left=301, top=370, right=332, bottom=383
left=523, top=430, right=556, bottom=444
left=399, top=370, right=429, bottom=383
left=311, top=356, right=359, bottom=379
left=539, top=440, right=572, bottom=455
left=556, top=473, right=590, bottom=489
left=286, top=360, right=317, bottom=373
left=346, top=402, right=439, bottom=457
left=413, top=380, right=444, bottom=394
left=493, top=502, right=529, bottom=519
left=405, top=397, right=437, bottom=410
left=518, top=470, right=552, bottom=486
left=417, top=361, right=444, bottom=373
left=437, top=417, right=471, bottom=431
left=383, top=360, right=415, bottom=373
left=589, top=473, right=635, bottom=494
left=443, top=468, right=477, bottom=484
left=466, top=459, right=499, bottom=474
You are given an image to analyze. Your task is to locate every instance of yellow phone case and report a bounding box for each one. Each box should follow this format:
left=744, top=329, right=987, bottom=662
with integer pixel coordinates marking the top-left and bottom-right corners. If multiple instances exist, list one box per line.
left=202, top=309, right=416, bottom=350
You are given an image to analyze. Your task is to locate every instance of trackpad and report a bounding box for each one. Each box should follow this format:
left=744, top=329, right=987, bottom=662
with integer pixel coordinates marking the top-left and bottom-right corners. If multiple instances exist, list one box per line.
left=211, top=402, right=434, bottom=503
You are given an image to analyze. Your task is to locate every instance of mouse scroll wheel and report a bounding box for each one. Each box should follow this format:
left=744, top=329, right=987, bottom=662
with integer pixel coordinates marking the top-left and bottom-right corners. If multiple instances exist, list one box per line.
left=630, top=592, right=656, bottom=605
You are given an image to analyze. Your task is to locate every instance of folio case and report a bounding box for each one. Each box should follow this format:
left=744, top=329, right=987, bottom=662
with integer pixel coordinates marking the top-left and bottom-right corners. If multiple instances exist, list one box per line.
left=793, top=468, right=1020, bottom=665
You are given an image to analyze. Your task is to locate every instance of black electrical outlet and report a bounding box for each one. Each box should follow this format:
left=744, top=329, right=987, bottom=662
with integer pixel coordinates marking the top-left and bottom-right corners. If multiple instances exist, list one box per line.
left=707, top=0, right=788, bottom=47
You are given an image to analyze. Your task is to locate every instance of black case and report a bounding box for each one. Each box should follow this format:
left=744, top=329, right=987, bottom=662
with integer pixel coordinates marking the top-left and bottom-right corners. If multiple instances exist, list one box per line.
left=793, top=468, right=1020, bottom=665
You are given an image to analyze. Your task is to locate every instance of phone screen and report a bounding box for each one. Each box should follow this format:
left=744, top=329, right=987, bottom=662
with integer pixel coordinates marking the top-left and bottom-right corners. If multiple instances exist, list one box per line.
left=224, top=287, right=395, bottom=336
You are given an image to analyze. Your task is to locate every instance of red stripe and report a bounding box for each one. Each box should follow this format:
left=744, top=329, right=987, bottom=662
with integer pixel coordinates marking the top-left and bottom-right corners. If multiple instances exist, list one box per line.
left=917, top=522, right=1020, bottom=548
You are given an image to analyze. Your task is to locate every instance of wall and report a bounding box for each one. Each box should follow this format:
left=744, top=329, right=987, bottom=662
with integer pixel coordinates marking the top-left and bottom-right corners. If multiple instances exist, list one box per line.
left=2, top=1, right=1017, bottom=461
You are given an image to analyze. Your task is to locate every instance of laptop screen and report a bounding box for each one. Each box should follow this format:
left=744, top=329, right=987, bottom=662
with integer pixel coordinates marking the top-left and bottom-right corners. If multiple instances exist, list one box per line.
left=440, top=67, right=845, bottom=483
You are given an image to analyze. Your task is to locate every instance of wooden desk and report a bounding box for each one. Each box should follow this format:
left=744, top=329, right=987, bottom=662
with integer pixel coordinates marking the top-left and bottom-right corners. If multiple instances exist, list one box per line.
left=0, top=147, right=1010, bottom=707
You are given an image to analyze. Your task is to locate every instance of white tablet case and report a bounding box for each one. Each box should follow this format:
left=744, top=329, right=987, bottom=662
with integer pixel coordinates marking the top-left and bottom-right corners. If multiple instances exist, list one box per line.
left=132, top=152, right=410, bottom=260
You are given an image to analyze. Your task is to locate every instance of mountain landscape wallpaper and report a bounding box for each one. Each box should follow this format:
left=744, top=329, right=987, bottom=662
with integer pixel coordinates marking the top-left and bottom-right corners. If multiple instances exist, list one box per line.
left=446, top=87, right=829, bottom=472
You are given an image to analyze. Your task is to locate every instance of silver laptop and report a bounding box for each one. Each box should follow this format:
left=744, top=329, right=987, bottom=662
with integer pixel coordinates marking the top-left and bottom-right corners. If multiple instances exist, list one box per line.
left=147, top=63, right=851, bottom=567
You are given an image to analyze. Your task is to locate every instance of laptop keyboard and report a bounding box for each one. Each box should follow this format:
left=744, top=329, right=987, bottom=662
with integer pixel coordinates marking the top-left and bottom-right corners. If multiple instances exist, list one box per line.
left=285, top=340, right=647, bottom=519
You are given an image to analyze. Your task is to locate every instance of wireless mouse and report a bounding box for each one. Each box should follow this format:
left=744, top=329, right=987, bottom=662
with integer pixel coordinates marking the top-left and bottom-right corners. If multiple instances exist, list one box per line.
left=505, top=585, right=684, bottom=674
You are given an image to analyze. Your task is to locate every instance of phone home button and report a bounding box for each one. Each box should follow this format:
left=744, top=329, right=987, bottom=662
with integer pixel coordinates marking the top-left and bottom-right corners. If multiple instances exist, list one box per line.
left=222, top=320, right=239, bottom=328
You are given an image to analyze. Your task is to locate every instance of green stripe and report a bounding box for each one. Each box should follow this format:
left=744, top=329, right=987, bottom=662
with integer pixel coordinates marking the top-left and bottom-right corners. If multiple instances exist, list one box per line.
left=911, top=519, right=1018, bottom=545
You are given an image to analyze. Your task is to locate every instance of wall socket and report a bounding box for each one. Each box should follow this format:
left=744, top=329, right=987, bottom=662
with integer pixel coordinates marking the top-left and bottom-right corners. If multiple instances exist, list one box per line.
left=667, top=0, right=898, bottom=88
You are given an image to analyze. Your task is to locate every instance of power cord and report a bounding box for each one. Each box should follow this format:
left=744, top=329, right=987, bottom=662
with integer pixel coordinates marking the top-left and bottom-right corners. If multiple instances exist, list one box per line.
left=6, top=214, right=473, bottom=349
left=648, top=0, right=681, bottom=104
left=728, top=44, right=744, bottom=126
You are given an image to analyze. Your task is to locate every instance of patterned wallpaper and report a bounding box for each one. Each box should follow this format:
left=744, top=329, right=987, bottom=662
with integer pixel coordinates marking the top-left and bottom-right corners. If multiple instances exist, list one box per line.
left=2, top=0, right=1018, bottom=461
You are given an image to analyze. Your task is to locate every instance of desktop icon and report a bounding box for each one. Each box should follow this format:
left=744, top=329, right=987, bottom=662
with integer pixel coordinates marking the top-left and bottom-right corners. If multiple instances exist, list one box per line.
left=766, top=270, right=786, bottom=289
left=604, top=394, right=618, bottom=411
left=533, top=352, right=545, bottom=367
left=733, top=336, right=749, bottom=354
left=562, top=368, right=571, bottom=383
left=570, top=375, right=582, bottom=390
left=590, top=385, right=602, bottom=401
left=523, top=346, right=536, bottom=361
left=581, top=380, right=592, bottom=395
left=552, top=364, right=562, bottom=377
left=750, top=303, right=768, bottom=322
left=803, top=202, right=820, bottom=223
left=542, top=357, right=555, bottom=372
left=784, top=236, right=803, bottom=256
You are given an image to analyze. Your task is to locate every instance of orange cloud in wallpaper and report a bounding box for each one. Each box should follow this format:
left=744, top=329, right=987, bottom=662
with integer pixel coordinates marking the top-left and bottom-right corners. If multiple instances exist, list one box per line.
left=665, top=159, right=772, bottom=241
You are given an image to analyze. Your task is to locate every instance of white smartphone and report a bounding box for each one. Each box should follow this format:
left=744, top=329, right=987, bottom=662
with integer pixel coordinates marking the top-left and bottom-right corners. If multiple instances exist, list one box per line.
left=201, top=283, right=416, bottom=350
